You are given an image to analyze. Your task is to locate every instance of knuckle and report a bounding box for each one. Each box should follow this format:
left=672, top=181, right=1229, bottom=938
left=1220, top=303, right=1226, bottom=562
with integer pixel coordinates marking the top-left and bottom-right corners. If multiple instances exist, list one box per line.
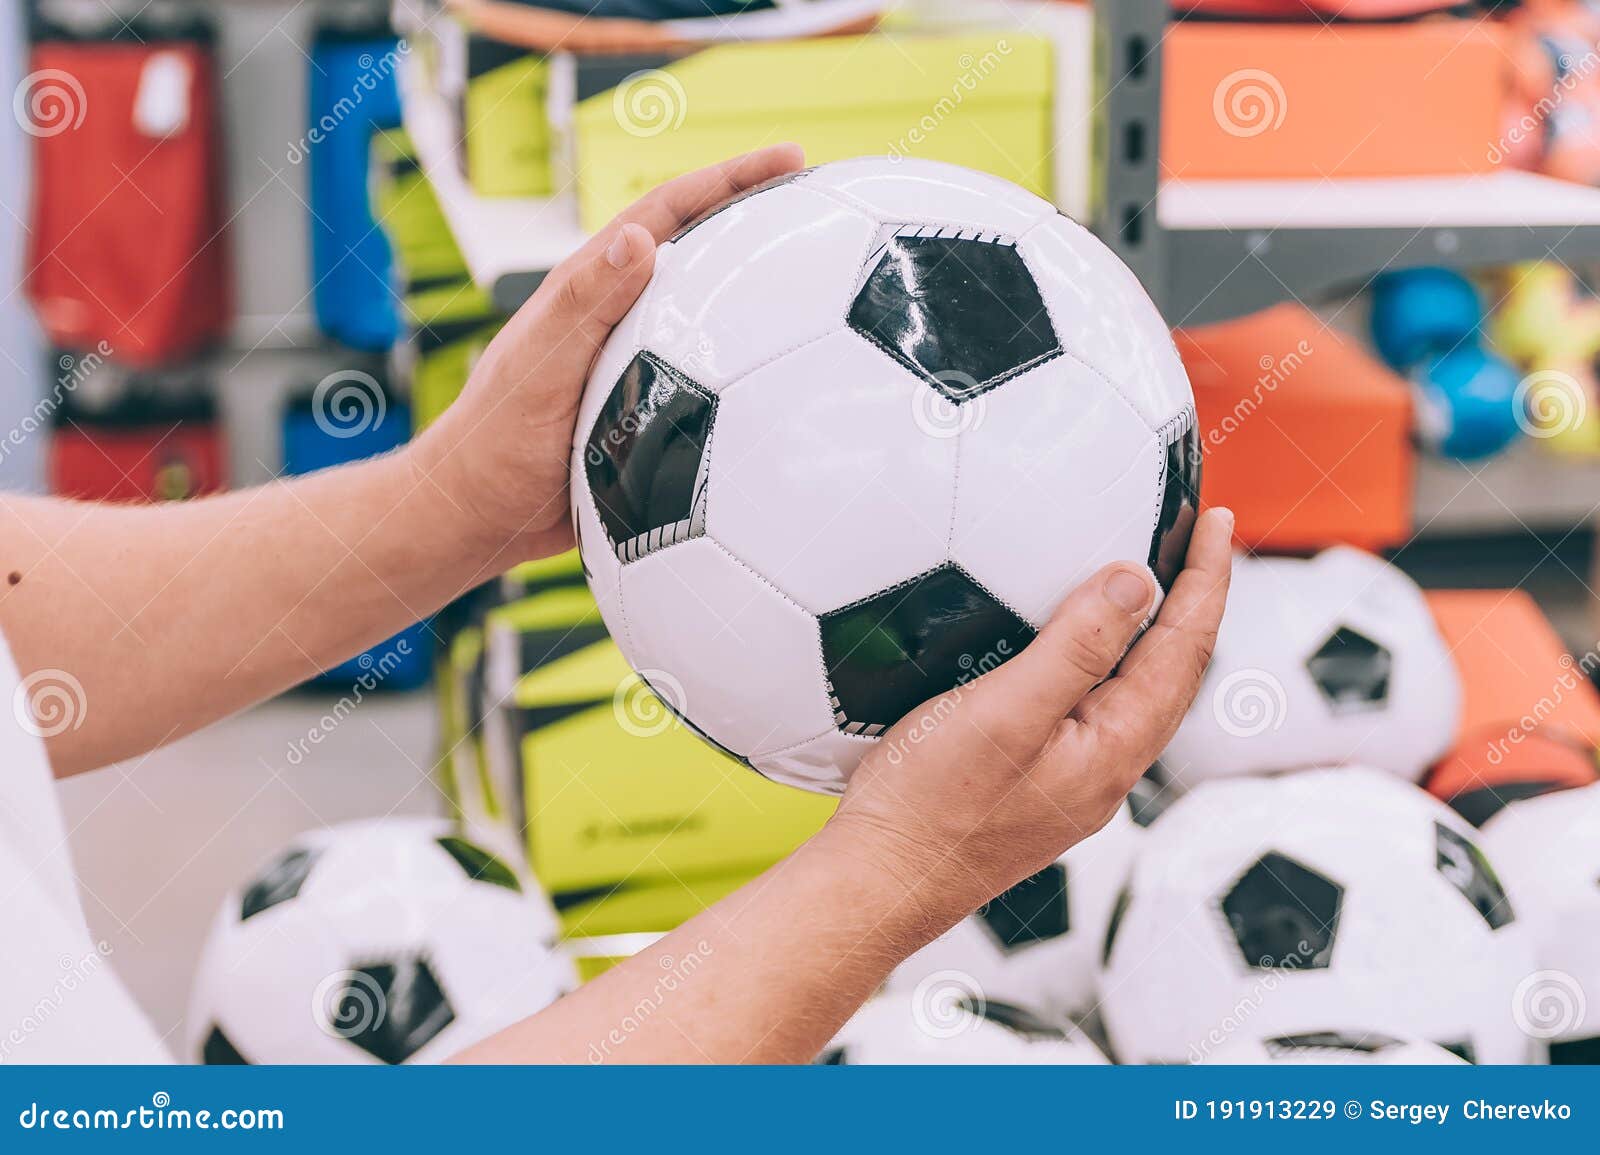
left=1059, top=628, right=1120, bottom=682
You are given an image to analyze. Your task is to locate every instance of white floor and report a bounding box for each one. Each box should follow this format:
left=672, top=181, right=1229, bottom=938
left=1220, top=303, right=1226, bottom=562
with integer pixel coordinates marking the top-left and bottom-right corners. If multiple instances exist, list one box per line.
left=56, top=691, right=442, bottom=1054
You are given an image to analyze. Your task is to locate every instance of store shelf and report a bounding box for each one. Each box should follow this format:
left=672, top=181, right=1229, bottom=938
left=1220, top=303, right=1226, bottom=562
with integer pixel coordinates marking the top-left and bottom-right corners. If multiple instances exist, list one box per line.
left=1160, top=173, right=1600, bottom=326
left=399, top=57, right=588, bottom=313
left=1414, top=446, right=1600, bottom=536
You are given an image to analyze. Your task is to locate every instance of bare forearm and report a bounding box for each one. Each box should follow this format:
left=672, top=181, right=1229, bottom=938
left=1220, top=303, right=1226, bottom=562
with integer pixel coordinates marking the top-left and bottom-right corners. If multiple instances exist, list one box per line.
left=454, top=826, right=962, bottom=1065
left=0, top=449, right=523, bottom=775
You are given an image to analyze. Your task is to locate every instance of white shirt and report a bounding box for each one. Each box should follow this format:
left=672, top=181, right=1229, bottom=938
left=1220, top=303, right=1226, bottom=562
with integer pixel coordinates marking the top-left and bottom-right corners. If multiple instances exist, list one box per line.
left=0, top=636, right=169, bottom=1062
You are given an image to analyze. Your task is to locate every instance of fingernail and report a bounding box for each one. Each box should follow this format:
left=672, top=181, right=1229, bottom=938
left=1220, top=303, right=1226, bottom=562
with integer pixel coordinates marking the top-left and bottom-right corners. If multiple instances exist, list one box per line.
left=1105, top=569, right=1153, bottom=615
left=606, top=230, right=634, bottom=270
left=1213, top=507, right=1236, bottom=531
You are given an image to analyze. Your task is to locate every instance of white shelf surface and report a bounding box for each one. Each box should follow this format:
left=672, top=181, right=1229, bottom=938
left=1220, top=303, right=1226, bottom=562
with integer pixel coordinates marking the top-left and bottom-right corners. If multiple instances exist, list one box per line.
left=1414, top=446, right=1600, bottom=535
left=399, top=58, right=589, bottom=297
left=1160, top=171, right=1600, bottom=233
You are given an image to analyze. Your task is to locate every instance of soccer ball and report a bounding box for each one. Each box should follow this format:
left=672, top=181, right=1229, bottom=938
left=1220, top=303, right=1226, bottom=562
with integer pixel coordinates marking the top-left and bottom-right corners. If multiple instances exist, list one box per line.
left=887, top=799, right=1142, bottom=1020
left=820, top=990, right=1109, bottom=1065
left=1200, top=1031, right=1466, bottom=1065
left=1098, top=767, right=1535, bottom=1065
left=187, top=818, right=574, bottom=1064
left=1480, top=783, right=1600, bottom=1063
left=1160, top=547, right=1460, bottom=787
left=572, top=157, right=1198, bottom=794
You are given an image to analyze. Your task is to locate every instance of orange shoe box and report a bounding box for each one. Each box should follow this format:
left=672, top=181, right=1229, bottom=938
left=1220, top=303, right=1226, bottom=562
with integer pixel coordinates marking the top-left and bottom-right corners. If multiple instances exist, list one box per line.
left=1422, top=589, right=1600, bottom=815
left=1175, top=304, right=1414, bottom=553
left=1163, top=21, right=1507, bottom=180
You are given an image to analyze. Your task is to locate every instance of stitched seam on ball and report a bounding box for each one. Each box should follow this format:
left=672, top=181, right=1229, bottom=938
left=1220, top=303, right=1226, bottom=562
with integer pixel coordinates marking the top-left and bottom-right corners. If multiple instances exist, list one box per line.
left=715, top=327, right=846, bottom=403
left=812, top=182, right=1054, bottom=238
left=1018, top=215, right=1176, bottom=438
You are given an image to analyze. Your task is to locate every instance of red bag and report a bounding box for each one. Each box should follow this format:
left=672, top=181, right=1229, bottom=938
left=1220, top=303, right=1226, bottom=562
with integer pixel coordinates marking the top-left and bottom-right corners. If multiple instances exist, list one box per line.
left=24, top=39, right=231, bottom=367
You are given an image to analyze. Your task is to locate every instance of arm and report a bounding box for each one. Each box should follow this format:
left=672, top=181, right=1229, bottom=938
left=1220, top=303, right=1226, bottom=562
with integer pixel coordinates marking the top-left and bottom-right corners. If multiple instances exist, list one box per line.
left=0, top=145, right=807, bottom=777
left=457, top=508, right=1234, bottom=1064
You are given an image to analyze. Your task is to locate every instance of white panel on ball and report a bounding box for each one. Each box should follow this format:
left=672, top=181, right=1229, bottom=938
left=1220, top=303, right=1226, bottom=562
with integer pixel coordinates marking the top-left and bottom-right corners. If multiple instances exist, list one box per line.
left=642, top=182, right=877, bottom=393
left=619, top=538, right=834, bottom=759
left=708, top=330, right=958, bottom=615
left=804, top=156, right=1056, bottom=238
left=1019, top=214, right=1192, bottom=432
left=950, top=356, right=1164, bottom=628
left=752, top=727, right=877, bottom=796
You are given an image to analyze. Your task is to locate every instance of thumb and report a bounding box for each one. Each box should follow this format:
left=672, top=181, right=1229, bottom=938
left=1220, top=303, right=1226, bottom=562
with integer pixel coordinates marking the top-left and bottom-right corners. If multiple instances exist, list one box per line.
left=523, top=222, right=657, bottom=377
left=969, top=563, right=1156, bottom=750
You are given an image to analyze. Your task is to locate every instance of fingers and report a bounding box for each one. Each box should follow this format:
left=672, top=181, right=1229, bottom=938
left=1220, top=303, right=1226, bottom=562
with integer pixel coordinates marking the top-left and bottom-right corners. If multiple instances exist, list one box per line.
left=965, top=562, right=1158, bottom=751
left=606, top=143, right=807, bottom=246
left=1059, top=508, right=1235, bottom=775
left=516, top=222, right=657, bottom=385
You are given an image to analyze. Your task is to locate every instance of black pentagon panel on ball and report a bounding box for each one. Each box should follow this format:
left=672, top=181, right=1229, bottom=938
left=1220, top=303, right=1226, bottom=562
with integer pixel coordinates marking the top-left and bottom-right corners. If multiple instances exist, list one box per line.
left=1437, top=1039, right=1478, bottom=1064
left=584, top=352, right=716, bottom=564
left=848, top=227, right=1061, bottom=401
left=818, top=564, right=1036, bottom=737
left=961, top=998, right=1068, bottom=1042
left=1306, top=626, right=1392, bottom=712
left=980, top=862, right=1070, bottom=952
left=1265, top=1031, right=1402, bottom=1058
left=1148, top=409, right=1202, bottom=593
left=1221, top=851, right=1342, bottom=970
left=339, top=958, right=456, bottom=1065
left=1549, top=1035, right=1600, bottom=1065
left=239, top=846, right=320, bottom=922
left=1435, top=822, right=1515, bottom=930
left=436, top=836, right=522, bottom=894
left=1447, top=780, right=1570, bottom=829
left=201, top=1024, right=251, bottom=1065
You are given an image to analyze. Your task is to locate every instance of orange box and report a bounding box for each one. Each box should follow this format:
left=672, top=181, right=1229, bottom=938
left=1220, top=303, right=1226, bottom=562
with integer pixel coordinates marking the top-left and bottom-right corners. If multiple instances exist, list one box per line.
left=1425, top=589, right=1600, bottom=748
left=1163, top=21, right=1507, bottom=180
left=1175, top=304, right=1413, bottom=553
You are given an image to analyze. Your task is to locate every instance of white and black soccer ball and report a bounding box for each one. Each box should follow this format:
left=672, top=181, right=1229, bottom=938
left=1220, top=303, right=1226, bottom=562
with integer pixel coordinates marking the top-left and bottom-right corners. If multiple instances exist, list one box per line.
left=1200, top=1031, right=1467, bottom=1065
left=1481, top=783, right=1600, bottom=1063
left=888, top=799, right=1144, bottom=1020
left=820, top=991, right=1109, bottom=1065
left=1161, top=547, right=1460, bottom=787
left=1098, top=767, right=1535, bottom=1065
left=187, top=818, right=575, bottom=1064
left=572, top=157, right=1198, bottom=794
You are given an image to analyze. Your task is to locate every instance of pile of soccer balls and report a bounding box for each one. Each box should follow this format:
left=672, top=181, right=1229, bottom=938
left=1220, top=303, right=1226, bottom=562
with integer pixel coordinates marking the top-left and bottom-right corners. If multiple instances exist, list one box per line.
left=842, top=545, right=1600, bottom=1066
